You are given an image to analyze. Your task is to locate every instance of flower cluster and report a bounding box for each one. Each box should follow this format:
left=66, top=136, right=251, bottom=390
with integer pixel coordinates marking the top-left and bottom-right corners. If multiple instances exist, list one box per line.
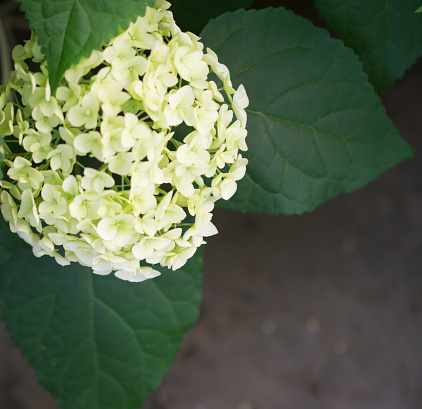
left=0, top=0, right=248, bottom=282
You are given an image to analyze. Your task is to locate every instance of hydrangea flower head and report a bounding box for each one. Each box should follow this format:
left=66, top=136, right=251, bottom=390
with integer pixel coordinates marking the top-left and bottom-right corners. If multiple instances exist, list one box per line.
left=0, top=0, right=248, bottom=282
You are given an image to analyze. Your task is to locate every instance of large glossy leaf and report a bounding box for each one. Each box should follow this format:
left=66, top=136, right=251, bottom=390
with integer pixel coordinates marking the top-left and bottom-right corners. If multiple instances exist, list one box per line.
left=170, top=0, right=253, bottom=34
left=201, top=8, right=413, bottom=215
left=315, top=0, right=422, bottom=93
left=0, top=221, right=202, bottom=409
left=17, top=0, right=155, bottom=93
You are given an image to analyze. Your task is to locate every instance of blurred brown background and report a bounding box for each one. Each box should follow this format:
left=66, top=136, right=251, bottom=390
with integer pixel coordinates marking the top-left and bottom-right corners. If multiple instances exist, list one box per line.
left=1, top=0, right=422, bottom=408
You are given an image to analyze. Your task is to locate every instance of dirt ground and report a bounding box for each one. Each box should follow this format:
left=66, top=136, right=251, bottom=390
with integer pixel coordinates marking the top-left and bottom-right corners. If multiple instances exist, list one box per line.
left=1, top=8, right=422, bottom=409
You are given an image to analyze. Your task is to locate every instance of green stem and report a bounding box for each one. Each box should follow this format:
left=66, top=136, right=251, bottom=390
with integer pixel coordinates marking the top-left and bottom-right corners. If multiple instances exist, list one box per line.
left=12, top=90, right=25, bottom=110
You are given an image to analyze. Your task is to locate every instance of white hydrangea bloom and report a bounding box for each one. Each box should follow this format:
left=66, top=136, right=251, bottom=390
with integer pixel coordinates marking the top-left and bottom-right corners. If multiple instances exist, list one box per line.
left=0, top=0, right=248, bottom=283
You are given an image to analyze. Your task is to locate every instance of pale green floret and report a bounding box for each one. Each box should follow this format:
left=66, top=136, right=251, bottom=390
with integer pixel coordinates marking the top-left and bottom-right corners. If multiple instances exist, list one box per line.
left=69, top=193, right=101, bottom=220
left=62, top=175, right=79, bottom=197
left=74, top=131, right=103, bottom=160
left=13, top=110, right=29, bottom=143
left=232, top=85, right=249, bottom=128
left=56, top=83, right=82, bottom=112
left=150, top=65, right=178, bottom=95
left=47, top=144, right=74, bottom=173
left=97, top=87, right=130, bottom=116
left=122, top=17, right=155, bottom=50
left=22, top=129, right=52, bottom=152
left=194, top=102, right=219, bottom=136
left=121, top=113, right=145, bottom=149
left=39, top=184, right=67, bottom=216
left=130, top=184, right=157, bottom=215
left=164, top=85, right=195, bottom=126
left=67, top=93, right=99, bottom=129
left=111, top=54, right=148, bottom=84
left=97, top=198, right=122, bottom=218
left=132, top=235, right=173, bottom=261
left=97, top=214, right=136, bottom=248
left=174, top=47, right=208, bottom=83
left=8, top=157, right=44, bottom=191
left=18, top=189, right=40, bottom=230
left=81, top=168, right=114, bottom=193
left=0, top=0, right=249, bottom=282
left=1, top=191, right=18, bottom=224
left=106, top=152, right=135, bottom=175
left=103, top=38, right=135, bottom=65
left=32, top=237, right=55, bottom=257
left=0, top=103, right=14, bottom=136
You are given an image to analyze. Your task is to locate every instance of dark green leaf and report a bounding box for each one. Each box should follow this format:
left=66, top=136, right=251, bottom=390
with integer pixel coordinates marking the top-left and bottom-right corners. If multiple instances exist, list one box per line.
left=170, top=0, right=253, bottom=34
left=315, top=0, right=422, bottom=93
left=17, top=0, right=155, bottom=93
left=201, top=8, right=413, bottom=215
left=0, top=222, right=202, bottom=409
left=0, top=219, right=27, bottom=263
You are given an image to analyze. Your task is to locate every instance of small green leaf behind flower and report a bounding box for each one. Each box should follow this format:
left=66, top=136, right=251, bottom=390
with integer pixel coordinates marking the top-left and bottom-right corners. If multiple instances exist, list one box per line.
left=315, top=0, right=422, bottom=93
left=16, top=0, right=155, bottom=93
